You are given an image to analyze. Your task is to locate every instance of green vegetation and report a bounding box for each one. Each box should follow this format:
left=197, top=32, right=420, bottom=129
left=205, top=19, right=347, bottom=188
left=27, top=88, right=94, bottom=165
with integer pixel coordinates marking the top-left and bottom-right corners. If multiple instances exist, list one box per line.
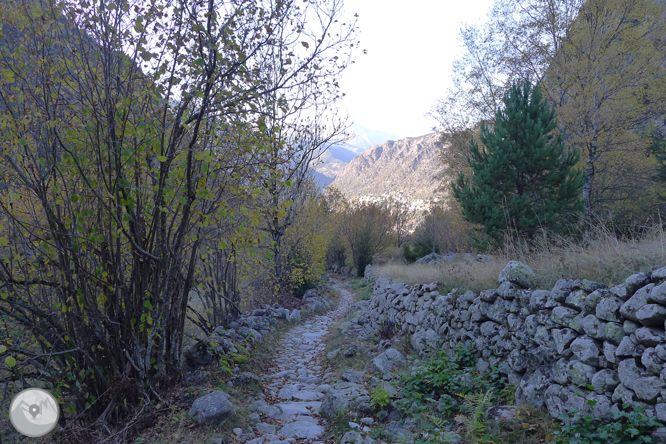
left=0, top=0, right=356, bottom=439
left=370, top=386, right=393, bottom=410
left=555, top=404, right=661, bottom=444
left=452, top=80, right=584, bottom=243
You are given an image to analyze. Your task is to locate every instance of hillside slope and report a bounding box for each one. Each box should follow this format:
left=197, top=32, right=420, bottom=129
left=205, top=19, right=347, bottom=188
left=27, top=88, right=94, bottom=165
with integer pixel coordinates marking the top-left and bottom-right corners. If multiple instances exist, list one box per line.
left=329, top=133, right=446, bottom=201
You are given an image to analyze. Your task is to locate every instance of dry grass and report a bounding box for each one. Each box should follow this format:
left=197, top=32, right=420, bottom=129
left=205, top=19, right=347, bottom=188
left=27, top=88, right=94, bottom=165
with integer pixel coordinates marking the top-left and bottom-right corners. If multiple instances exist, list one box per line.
left=375, top=223, right=666, bottom=292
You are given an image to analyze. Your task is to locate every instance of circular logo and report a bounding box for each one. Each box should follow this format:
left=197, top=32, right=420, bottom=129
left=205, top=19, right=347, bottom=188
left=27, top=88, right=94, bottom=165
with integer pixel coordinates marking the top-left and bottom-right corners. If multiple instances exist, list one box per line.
left=9, top=388, right=59, bottom=437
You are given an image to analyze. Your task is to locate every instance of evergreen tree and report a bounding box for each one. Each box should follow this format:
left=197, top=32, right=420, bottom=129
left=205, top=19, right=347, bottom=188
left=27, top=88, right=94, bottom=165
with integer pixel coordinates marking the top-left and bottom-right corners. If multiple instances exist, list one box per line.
left=452, top=80, right=584, bottom=241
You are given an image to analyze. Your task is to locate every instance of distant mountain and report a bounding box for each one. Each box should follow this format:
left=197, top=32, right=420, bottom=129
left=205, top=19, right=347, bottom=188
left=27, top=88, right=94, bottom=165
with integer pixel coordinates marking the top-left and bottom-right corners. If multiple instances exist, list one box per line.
left=313, top=124, right=401, bottom=186
left=311, top=170, right=335, bottom=188
left=343, top=123, right=401, bottom=154
left=328, top=133, right=445, bottom=201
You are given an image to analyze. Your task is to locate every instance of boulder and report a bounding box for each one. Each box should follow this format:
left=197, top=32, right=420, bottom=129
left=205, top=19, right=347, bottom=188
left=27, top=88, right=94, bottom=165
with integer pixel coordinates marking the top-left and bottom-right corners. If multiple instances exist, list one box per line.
left=642, top=348, right=665, bottom=375
left=551, top=279, right=573, bottom=303
left=319, top=381, right=369, bottom=419
left=596, top=295, right=624, bottom=323
left=604, top=322, right=625, bottom=345
left=620, top=284, right=656, bottom=322
left=371, top=348, right=405, bottom=373
left=515, top=367, right=551, bottom=408
left=636, top=304, right=666, bottom=326
left=570, top=336, right=601, bottom=366
left=636, top=327, right=666, bottom=347
left=288, top=309, right=302, bottom=323
left=568, top=360, right=597, bottom=387
left=581, top=315, right=607, bottom=340
left=651, top=281, right=666, bottom=306
left=616, top=336, right=646, bottom=358
left=625, top=273, right=651, bottom=294
left=551, top=306, right=578, bottom=327
left=341, top=431, right=375, bottom=444
left=499, top=261, right=536, bottom=289
left=552, top=328, right=578, bottom=354
left=591, top=369, right=620, bottom=393
left=189, top=391, right=236, bottom=424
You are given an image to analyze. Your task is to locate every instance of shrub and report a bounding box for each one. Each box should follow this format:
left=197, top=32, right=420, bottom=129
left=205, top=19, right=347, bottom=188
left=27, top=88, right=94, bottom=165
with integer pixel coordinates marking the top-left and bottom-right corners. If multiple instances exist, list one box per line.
left=554, top=404, right=661, bottom=444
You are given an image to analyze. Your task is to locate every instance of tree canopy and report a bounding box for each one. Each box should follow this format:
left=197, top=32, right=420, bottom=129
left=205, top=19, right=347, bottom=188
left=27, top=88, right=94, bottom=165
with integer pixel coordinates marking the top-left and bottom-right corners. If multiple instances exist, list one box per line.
left=452, top=80, right=584, bottom=241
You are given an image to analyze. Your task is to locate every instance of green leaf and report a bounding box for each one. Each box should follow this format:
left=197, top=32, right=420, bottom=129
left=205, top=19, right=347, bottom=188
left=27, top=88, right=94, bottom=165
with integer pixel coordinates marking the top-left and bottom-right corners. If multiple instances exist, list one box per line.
left=5, top=356, right=16, bottom=368
left=218, top=240, right=228, bottom=249
left=157, top=155, right=167, bottom=162
left=71, top=194, right=79, bottom=203
left=0, top=345, right=6, bottom=353
left=194, top=58, right=205, bottom=66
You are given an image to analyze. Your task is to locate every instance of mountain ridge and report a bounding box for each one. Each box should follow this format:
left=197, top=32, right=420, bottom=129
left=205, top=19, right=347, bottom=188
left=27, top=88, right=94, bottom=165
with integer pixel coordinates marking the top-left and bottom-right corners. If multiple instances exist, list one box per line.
left=328, top=133, right=447, bottom=203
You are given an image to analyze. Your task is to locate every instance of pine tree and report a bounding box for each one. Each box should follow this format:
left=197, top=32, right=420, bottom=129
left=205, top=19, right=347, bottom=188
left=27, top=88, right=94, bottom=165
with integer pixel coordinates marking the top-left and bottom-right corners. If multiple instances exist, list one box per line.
left=452, top=80, right=585, bottom=241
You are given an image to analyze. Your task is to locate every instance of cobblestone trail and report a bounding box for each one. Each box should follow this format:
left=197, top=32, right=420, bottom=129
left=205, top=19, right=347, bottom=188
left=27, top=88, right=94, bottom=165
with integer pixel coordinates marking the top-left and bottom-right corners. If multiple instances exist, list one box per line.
left=244, top=281, right=354, bottom=444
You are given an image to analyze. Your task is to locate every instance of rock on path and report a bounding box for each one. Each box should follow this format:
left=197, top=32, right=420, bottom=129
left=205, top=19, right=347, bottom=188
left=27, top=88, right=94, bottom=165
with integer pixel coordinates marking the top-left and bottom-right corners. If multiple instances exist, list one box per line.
left=246, top=280, right=354, bottom=443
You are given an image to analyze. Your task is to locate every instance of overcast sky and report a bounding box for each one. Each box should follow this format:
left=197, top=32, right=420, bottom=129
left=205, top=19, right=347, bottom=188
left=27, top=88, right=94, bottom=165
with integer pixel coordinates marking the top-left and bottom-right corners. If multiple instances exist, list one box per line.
left=338, top=0, right=496, bottom=138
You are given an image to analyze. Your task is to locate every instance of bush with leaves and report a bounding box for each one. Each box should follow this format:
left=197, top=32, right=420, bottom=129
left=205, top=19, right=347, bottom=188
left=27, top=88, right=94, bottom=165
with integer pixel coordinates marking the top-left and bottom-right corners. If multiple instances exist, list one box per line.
left=555, top=403, right=661, bottom=444
left=0, top=0, right=358, bottom=433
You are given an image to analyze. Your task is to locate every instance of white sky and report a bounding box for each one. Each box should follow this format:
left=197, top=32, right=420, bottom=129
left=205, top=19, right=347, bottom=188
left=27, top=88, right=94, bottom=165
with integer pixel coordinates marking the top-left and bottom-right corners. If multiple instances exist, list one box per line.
left=338, top=0, right=496, bottom=138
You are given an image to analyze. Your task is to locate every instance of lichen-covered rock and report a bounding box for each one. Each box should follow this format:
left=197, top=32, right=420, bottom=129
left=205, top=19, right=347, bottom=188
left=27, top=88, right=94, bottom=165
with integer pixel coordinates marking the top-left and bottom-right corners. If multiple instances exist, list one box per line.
left=596, top=294, right=624, bottom=323
left=515, top=367, right=551, bottom=408
left=552, top=328, right=578, bottom=354
left=613, top=383, right=637, bottom=406
left=616, top=335, right=646, bottom=358
left=620, top=284, right=656, bottom=322
left=604, top=322, right=625, bottom=345
left=610, top=284, right=631, bottom=301
left=625, top=273, right=651, bottom=294
left=583, top=289, right=609, bottom=313
left=370, top=348, right=405, bottom=373
left=591, top=369, right=620, bottom=393
left=642, top=348, right=665, bottom=375
left=651, top=281, right=666, bottom=306
left=603, top=341, right=618, bottom=365
left=635, top=327, right=666, bottom=347
left=624, top=320, right=640, bottom=335
left=634, top=376, right=665, bottom=404
left=552, top=279, right=573, bottom=303
left=553, top=358, right=569, bottom=384
left=565, top=290, right=589, bottom=313
left=411, top=328, right=439, bottom=352
left=636, top=304, right=666, bottom=326
left=530, top=290, right=551, bottom=312
left=653, top=267, right=666, bottom=283
left=570, top=336, right=601, bottom=366
left=581, top=315, right=607, bottom=340
left=568, top=360, right=597, bottom=387
left=551, top=306, right=578, bottom=327
left=545, top=385, right=612, bottom=420
left=569, top=313, right=586, bottom=334
left=499, top=261, right=536, bottom=289
left=479, top=299, right=512, bottom=324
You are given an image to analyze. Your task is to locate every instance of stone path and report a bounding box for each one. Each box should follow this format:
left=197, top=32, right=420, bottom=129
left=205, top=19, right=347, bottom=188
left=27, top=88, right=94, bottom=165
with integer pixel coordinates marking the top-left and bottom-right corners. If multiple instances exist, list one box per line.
left=245, top=281, right=355, bottom=444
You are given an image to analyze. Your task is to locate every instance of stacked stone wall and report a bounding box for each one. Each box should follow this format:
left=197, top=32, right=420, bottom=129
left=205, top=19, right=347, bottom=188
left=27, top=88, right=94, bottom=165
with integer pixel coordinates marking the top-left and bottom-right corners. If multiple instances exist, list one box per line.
left=364, top=262, right=666, bottom=423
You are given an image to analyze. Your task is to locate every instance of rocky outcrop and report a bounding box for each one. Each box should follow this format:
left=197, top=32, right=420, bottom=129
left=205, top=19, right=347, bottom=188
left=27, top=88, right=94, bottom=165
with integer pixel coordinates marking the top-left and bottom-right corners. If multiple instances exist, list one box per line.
left=363, top=261, right=666, bottom=435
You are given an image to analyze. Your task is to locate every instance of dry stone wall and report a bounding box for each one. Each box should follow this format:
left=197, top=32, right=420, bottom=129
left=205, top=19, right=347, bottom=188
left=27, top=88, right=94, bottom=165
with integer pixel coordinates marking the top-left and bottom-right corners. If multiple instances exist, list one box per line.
left=364, top=262, right=666, bottom=425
